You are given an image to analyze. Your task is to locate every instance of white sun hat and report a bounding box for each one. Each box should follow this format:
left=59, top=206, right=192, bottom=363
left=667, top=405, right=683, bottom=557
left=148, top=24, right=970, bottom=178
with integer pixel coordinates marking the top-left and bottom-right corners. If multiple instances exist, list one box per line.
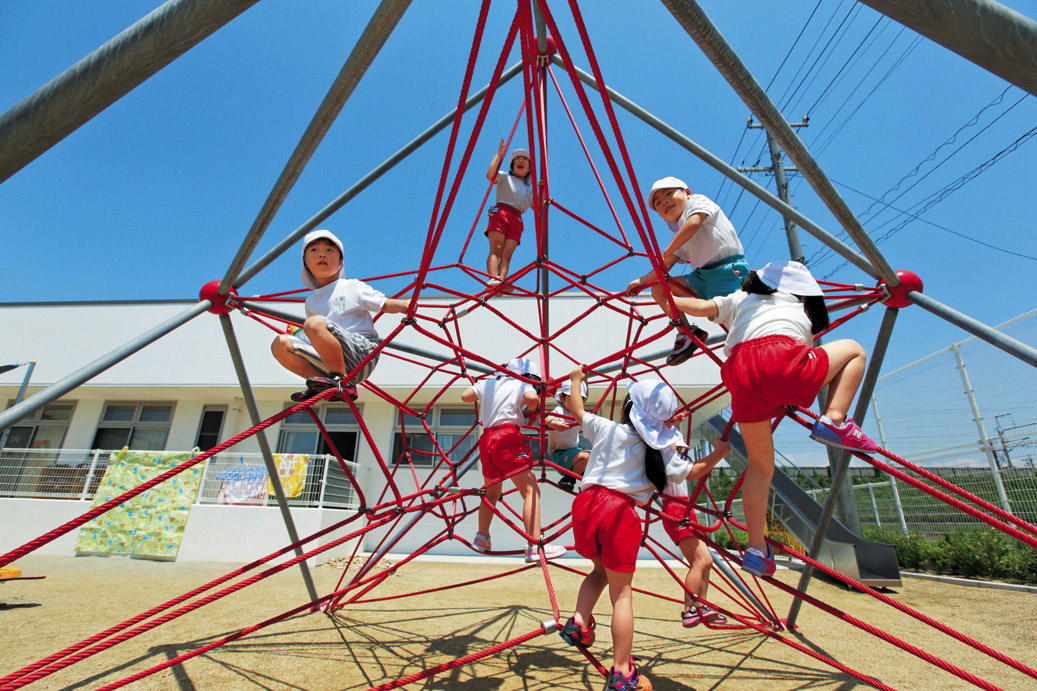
left=645, top=176, right=689, bottom=209
left=555, top=379, right=589, bottom=404
left=509, top=148, right=530, bottom=166
left=758, top=260, right=823, bottom=297
left=497, top=356, right=541, bottom=380
left=626, top=380, right=684, bottom=450
left=300, top=229, right=345, bottom=289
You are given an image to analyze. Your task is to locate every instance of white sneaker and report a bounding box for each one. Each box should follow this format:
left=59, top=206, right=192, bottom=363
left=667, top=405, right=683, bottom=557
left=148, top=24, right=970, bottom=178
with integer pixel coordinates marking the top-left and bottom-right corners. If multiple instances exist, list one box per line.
left=525, top=543, right=567, bottom=563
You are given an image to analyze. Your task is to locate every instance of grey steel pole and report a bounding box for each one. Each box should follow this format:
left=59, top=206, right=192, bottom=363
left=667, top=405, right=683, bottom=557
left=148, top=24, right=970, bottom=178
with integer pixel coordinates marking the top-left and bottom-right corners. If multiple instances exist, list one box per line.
left=551, top=56, right=877, bottom=280
left=908, top=290, right=1037, bottom=368
left=0, top=362, right=36, bottom=450
left=765, top=129, right=804, bottom=263
left=871, top=397, right=909, bottom=535
left=787, top=306, right=898, bottom=628
left=658, top=0, right=899, bottom=287
left=0, top=0, right=260, bottom=184
left=233, top=62, right=524, bottom=289
left=218, top=0, right=414, bottom=294
left=219, top=313, right=320, bottom=604
left=859, top=0, right=1037, bottom=97
left=0, top=302, right=210, bottom=433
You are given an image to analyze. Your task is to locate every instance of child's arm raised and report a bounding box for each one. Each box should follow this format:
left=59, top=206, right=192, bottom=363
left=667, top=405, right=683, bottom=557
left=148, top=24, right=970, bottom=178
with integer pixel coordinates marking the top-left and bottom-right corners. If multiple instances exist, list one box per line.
left=566, top=367, right=588, bottom=424
left=626, top=254, right=680, bottom=296
left=461, top=387, right=478, bottom=403
left=685, top=438, right=730, bottom=482
left=380, top=298, right=414, bottom=314
left=486, top=138, right=506, bottom=183
left=672, top=295, right=719, bottom=319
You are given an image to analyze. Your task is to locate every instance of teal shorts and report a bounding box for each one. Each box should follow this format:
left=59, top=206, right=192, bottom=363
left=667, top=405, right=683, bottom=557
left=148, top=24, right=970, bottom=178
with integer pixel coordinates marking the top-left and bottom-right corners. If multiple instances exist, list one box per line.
left=678, top=254, right=750, bottom=300
left=551, top=448, right=582, bottom=471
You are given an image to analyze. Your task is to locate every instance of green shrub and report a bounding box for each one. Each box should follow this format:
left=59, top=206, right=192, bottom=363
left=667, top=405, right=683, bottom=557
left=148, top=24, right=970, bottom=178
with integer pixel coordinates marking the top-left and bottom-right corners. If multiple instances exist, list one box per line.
left=863, top=527, right=1037, bottom=583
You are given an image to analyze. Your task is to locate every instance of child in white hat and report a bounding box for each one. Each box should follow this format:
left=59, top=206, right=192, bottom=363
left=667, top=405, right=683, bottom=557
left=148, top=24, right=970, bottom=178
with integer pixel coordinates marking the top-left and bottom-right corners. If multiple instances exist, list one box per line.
left=461, top=357, right=566, bottom=563
left=672, top=260, right=878, bottom=578
left=271, top=229, right=412, bottom=401
left=545, top=379, right=590, bottom=491
left=627, top=176, right=750, bottom=367
left=483, top=138, right=534, bottom=289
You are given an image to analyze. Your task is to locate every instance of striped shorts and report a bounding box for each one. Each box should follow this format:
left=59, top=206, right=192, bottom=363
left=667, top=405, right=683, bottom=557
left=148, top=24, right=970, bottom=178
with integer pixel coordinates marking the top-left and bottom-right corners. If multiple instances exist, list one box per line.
left=288, top=317, right=380, bottom=384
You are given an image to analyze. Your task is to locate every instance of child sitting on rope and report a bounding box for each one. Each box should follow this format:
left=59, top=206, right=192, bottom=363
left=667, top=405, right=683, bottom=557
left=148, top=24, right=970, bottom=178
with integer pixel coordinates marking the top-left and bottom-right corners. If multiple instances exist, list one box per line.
left=671, top=260, right=878, bottom=577
left=461, top=357, right=567, bottom=563
left=271, top=229, right=412, bottom=402
left=559, top=370, right=689, bottom=691
left=546, top=379, right=590, bottom=492
left=483, top=139, right=533, bottom=289
left=626, top=177, right=750, bottom=366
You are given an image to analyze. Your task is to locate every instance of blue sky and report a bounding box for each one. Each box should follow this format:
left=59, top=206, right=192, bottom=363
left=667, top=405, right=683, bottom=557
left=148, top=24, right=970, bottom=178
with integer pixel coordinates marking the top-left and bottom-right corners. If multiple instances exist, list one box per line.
left=1, top=0, right=1035, bottom=377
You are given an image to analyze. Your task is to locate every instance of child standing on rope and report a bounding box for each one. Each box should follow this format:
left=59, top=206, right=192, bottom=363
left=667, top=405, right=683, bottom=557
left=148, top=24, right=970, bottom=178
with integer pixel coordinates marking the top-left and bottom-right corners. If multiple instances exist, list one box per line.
left=559, top=370, right=688, bottom=691
left=627, top=177, right=750, bottom=366
left=461, top=357, right=567, bottom=563
left=484, top=139, right=533, bottom=288
left=271, top=229, right=412, bottom=402
left=672, top=260, right=878, bottom=577
left=546, top=379, right=590, bottom=492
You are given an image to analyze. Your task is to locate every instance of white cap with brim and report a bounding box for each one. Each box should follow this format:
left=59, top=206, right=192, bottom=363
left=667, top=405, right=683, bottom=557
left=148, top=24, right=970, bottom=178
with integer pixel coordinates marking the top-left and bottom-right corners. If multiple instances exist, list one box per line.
left=627, top=380, right=684, bottom=450
left=509, top=149, right=530, bottom=166
left=496, top=356, right=541, bottom=380
left=758, top=260, right=823, bottom=297
left=300, top=229, right=345, bottom=289
left=645, top=176, right=689, bottom=210
left=555, top=380, right=588, bottom=404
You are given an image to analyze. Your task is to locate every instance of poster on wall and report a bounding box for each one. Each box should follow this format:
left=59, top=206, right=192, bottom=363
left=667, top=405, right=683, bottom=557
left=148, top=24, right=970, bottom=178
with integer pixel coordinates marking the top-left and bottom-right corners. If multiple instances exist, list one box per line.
left=75, top=448, right=203, bottom=560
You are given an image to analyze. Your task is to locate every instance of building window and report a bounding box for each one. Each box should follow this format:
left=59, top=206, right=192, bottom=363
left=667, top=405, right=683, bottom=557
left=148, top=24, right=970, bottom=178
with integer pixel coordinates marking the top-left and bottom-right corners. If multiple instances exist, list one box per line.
left=1, top=401, right=76, bottom=496
left=195, top=406, right=226, bottom=452
left=392, top=405, right=478, bottom=468
left=276, top=404, right=361, bottom=459
left=91, top=402, right=174, bottom=451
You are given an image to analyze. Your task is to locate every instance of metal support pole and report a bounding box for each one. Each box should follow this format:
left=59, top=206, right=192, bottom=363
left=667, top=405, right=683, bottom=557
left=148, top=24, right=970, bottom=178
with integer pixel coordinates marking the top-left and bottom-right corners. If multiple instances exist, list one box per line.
left=765, top=128, right=805, bottom=263
left=867, top=484, right=881, bottom=527
left=80, top=449, right=102, bottom=501
left=658, top=0, right=899, bottom=286
left=858, top=0, right=1037, bottom=97
left=233, top=62, right=524, bottom=289
left=550, top=56, right=877, bottom=280
left=0, top=301, right=211, bottom=434
left=951, top=343, right=1012, bottom=513
left=787, top=306, right=898, bottom=628
left=0, top=0, right=261, bottom=184
left=871, top=398, right=909, bottom=535
left=219, top=313, right=320, bottom=604
left=219, top=0, right=414, bottom=294
left=908, top=290, right=1037, bottom=368
left=0, top=362, right=36, bottom=450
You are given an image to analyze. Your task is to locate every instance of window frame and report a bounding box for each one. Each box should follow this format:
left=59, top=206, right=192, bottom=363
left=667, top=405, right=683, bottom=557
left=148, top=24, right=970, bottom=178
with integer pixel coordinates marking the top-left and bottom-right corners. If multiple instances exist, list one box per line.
left=91, top=401, right=176, bottom=451
left=194, top=405, right=227, bottom=452
left=392, top=404, right=479, bottom=469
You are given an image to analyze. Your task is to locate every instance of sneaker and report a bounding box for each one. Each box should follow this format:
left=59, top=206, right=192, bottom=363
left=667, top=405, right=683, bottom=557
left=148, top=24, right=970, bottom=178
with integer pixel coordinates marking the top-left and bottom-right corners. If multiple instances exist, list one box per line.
left=306, top=372, right=344, bottom=392
left=525, top=543, right=567, bottom=563
left=472, top=532, right=492, bottom=554
left=741, top=545, right=776, bottom=577
left=665, top=326, right=708, bottom=366
left=559, top=615, right=596, bottom=647
left=809, top=417, right=878, bottom=453
left=681, top=608, right=703, bottom=628
left=290, top=387, right=321, bottom=403
left=605, top=664, right=651, bottom=691
left=558, top=475, right=576, bottom=491
left=339, top=380, right=358, bottom=401
left=700, top=605, right=728, bottom=625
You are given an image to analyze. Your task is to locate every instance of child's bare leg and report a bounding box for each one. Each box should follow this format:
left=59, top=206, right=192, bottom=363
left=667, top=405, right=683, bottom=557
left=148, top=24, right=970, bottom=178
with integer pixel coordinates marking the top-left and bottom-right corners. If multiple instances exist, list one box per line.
left=819, top=339, right=867, bottom=425
left=651, top=277, right=695, bottom=323
left=477, top=482, right=503, bottom=537
left=739, top=420, right=775, bottom=553
left=270, top=334, right=324, bottom=379
left=572, top=451, right=590, bottom=476
left=497, top=239, right=519, bottom=282
left=302, top=316, right=347, bottom=374
left=677, top=537, right=712, bottom=608
left=511, top=469, right=541, bottom=542
left=486, top=230, right=505, bottom=279
left=573, top=557, right=608, bottom=628
left=606, top=568, right=636, bottom=676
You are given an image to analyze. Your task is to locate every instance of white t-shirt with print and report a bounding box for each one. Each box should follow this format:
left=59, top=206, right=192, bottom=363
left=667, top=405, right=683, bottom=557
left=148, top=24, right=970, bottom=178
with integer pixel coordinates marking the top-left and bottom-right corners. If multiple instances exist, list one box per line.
left=579, top=413, right=654, bottom=505
left=306, top=279, right=386, bottom=341
left=473, top=377, right=535, bottom=428
left=547, top=404, right=581, bottom=453
left=495, top=171, right=534, bottom=213
left=666, top=194, right=744, bottom=269
left=711, top=290, right=814, bottom=356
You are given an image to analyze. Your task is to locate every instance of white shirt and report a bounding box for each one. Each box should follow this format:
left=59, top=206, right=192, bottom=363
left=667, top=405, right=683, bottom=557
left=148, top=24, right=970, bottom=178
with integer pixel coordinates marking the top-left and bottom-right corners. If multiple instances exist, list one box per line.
left=662, top=446, right=695, bottom=498
left=666, top=194, right=744, bottom=269
left=473, top=377, right=535, bottom=428
left=495, top=171, right=534, bottom=213
left=547, top=404, right=581, bottom=453
left=711, top=290, right=814, bottom=356
left=305, top=279, right=386, bottom=341
left=579, top=413, right=654, bottom=505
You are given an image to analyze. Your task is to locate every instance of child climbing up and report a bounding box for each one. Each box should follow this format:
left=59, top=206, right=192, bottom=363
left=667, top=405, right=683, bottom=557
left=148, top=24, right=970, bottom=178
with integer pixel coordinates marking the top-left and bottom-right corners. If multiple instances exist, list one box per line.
left=545, top=379, right=590, bottom=491
left=484, top=138, right=533, bottom=288
left=271, top=229, right=412, bottom=402
left=671, top=260, right=878, bottom=578
left=461, top=357, right=566, bottom=563
left=627, top=177, right=750, bottom=366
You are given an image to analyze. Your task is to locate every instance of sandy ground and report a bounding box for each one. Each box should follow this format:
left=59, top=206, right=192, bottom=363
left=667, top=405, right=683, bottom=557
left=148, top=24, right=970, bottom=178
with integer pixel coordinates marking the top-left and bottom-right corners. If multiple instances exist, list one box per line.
left=2, top=554, right=1035, bottom=691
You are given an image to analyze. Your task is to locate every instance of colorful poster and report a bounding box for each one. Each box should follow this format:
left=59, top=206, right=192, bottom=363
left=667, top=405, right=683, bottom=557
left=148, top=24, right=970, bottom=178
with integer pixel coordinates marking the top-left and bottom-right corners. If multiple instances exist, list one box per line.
left=268, top=454, right=309, bottom=499
left=75, top=448, right=202, bottom=560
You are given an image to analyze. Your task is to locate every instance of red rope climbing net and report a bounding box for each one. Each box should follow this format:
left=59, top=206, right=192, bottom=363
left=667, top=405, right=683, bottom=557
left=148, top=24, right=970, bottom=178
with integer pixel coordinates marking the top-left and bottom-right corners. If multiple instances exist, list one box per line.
left=2, top=1, right=1036, bottom=690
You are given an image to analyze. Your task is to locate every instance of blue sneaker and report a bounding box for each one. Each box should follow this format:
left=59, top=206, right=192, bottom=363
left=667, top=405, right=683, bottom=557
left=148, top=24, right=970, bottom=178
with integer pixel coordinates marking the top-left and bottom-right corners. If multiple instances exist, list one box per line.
left=809, top=417, right=878, bottom=453
left=604, top=664, right=651, bottom=691
left=742, top=545, right=776, bottom=577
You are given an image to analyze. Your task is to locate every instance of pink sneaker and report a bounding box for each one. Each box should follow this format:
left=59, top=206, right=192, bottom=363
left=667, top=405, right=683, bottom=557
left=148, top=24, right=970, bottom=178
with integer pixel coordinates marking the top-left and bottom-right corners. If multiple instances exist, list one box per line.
left=809, top=417, right=878, bottom=453
left=472, top=533, right=492, bottom=553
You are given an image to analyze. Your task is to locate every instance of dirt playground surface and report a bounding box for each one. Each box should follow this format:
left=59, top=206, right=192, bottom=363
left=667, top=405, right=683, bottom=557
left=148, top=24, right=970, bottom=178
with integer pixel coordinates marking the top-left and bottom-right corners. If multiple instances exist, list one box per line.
left=2, top=555, right=1034, bottom=691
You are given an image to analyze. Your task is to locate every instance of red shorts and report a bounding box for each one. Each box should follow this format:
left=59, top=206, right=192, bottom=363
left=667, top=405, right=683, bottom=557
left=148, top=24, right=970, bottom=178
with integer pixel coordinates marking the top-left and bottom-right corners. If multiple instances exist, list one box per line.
left=479, top=424, right=532, bottom=484
left=661, top=495, right=700, bottom=546
left=572, top=484, right=642, bottom=573
left=721, top=335, right=829, bottom=423
left=484, top=203, right=524, bottom=244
